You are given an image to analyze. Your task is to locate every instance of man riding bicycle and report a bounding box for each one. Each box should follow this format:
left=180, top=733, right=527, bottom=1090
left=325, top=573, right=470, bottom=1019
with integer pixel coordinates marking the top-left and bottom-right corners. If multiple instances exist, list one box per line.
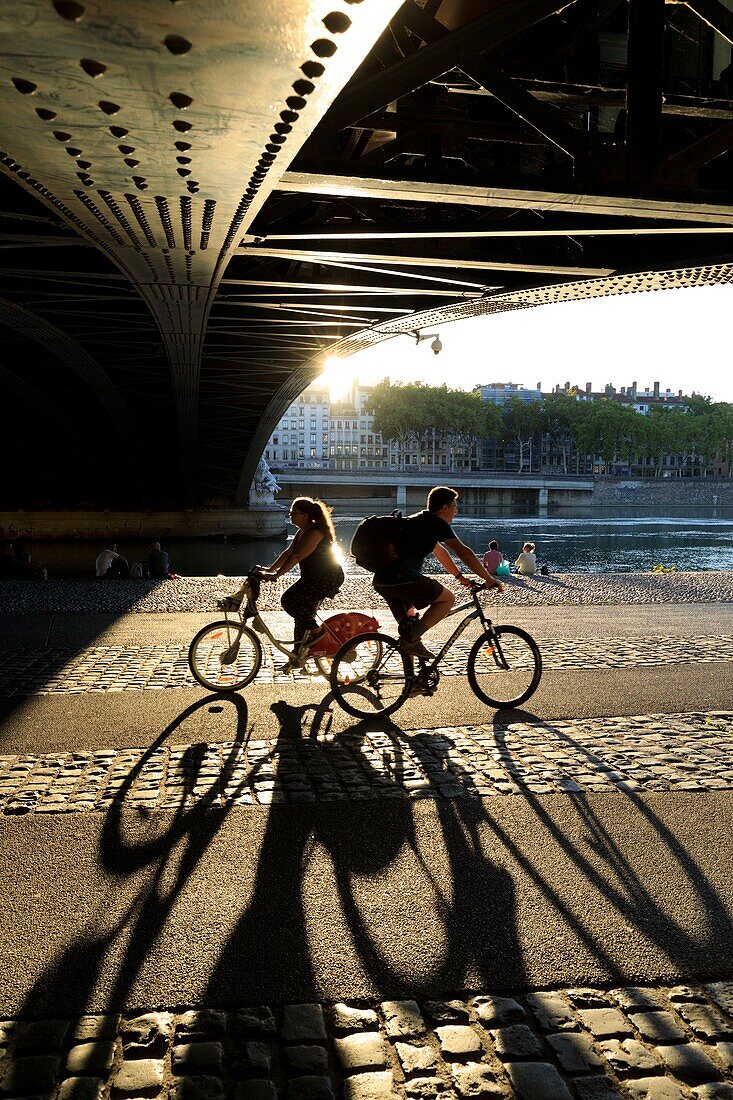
left=373, top=485, right=503, bottom=659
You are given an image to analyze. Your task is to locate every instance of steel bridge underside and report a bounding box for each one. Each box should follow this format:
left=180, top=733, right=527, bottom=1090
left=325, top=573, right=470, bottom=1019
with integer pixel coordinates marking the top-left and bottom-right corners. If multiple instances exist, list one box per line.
left=1, top=0, right=732, bottom=508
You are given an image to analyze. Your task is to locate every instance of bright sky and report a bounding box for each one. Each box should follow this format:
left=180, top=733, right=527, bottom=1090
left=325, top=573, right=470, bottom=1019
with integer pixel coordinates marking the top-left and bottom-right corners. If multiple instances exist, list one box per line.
left=317, top=283, right=732, bottom=404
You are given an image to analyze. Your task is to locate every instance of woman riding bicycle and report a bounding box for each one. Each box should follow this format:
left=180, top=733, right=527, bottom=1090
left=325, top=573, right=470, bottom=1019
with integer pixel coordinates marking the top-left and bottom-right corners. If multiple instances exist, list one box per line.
left=260, top=496, right=344, bottom=670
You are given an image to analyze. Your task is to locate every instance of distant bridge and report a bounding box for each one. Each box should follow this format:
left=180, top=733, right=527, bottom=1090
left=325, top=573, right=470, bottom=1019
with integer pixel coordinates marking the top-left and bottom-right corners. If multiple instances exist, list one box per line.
left=276, top=470, right=595, bottom=517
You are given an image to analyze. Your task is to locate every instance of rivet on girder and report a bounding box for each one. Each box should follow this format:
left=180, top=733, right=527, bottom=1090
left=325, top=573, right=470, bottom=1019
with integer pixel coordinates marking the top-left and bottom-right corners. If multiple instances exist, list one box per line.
left=165, top=35, right=192, bottom=55
left=11, top=78, right=37, bottom=95
left=99, top=101, right=120, bottom=115
left=80, top=59, right=107, bottom=78
left=170, top=92, right=193, bottom=109
left=53, top=1, right=85, bottom=20
left=323, top=12, right=351, bottom=33
left=310, top=39, right=337, bottom=58
left=301, top=61, right=324, bottom=79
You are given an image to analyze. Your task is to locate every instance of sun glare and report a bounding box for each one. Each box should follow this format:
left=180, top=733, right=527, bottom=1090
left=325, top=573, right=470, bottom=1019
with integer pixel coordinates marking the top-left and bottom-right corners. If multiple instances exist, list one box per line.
left=318, top=357, right=354, bottom=403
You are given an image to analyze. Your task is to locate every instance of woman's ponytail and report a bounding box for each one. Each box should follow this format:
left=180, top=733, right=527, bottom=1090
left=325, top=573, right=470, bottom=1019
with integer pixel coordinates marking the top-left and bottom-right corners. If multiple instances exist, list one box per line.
left=291, top=496, right=336, bottom=542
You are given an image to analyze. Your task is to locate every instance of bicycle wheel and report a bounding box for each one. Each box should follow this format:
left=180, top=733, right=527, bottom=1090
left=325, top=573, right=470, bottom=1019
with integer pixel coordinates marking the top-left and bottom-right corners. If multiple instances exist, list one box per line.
left=330, top=633, right=411, bottom=719
left=467, top=625, right=542, bottom=709
left=314, top=636, right=383, bottom=685
left=188, top=620, right=262, bottom=691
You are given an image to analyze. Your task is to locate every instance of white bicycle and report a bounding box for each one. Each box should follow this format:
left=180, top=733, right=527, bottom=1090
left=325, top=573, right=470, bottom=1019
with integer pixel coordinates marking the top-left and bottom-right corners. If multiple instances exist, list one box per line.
left=188, top=567, right=382, bottom=692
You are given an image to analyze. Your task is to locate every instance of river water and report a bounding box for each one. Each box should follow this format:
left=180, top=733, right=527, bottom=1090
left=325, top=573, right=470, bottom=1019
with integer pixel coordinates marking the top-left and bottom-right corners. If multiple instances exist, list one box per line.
left=16, top=515, right=733, bottom=577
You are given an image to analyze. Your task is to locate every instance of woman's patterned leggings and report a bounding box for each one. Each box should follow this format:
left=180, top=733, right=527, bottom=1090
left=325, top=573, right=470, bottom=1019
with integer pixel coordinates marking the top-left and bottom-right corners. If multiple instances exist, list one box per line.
left=281, top=576, right=334, bottom=645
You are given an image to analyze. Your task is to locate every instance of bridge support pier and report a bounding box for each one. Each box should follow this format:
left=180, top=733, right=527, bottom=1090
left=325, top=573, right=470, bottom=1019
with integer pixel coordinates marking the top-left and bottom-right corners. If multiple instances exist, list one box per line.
left=396, top=482, right=407, bottom=511
left=538, top=487, right=549, bottom=517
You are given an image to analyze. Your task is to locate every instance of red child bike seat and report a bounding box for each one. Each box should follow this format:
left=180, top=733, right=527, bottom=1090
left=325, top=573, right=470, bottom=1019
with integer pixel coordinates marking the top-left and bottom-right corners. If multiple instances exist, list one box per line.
left=308, top=612, right=379, bottom=656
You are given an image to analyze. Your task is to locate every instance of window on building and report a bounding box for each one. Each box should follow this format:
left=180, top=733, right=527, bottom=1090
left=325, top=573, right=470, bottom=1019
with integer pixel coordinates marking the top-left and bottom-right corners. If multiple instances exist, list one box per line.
left=273, top=435, right=279, bottom=444
left=310, top=434, right=317, bottom=445
left=299, top=433, right=304, bottom=443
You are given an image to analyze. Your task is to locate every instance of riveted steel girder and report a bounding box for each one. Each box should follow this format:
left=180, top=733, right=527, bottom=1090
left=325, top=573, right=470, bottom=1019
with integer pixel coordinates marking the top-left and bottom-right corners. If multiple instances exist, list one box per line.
left=2, top=0, right=733, bottom=509
left=0, top=0, right=403, bottom=492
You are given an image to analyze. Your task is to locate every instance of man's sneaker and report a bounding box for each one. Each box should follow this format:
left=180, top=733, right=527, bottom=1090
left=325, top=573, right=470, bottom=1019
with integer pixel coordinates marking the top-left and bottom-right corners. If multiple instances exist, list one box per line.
left=400, top=635, right=434, bottom=659
left=398, top=612, right=420, bottom=638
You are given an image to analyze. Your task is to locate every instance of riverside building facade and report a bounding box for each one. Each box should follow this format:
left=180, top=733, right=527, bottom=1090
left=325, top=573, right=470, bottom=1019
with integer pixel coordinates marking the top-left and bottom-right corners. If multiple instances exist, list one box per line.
left=264, top=378, right=713, bottom=478
left=264, top=381, right=480, bottom=473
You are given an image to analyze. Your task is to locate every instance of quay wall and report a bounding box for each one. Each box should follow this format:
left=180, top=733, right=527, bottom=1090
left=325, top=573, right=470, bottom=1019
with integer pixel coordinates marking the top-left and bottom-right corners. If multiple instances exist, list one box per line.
left=0, top=509, right=288, bottom=541
left=592, top=476, right=733, bottom=513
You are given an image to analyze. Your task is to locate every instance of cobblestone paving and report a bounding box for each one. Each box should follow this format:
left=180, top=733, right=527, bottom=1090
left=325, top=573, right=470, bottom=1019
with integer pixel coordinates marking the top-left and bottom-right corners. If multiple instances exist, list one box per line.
left=0, top=635, right=732, bottom=697
left=2, top=983, right=733, bottom=1098
left=1, top=713, right=732, bottom=815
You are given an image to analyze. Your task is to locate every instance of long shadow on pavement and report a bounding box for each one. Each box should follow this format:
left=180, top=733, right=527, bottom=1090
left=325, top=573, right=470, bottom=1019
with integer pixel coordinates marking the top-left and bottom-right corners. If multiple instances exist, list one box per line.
left=486, top=708, right=733, bottom=984
left=16, top=692, right=252, bottom=1018
left=204, top=697, right=524, bottom=1005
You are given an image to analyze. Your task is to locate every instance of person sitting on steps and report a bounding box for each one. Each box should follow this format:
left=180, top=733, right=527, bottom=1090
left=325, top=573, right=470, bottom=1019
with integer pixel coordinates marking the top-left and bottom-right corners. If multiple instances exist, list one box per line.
left=260, top=496, right=344, bottom=671
left=373, top=486, right=503, bottom=669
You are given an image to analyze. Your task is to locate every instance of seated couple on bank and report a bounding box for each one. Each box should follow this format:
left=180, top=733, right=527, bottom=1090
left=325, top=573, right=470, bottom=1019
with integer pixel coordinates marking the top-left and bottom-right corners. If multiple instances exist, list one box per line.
left=373, top=485, right=503, bottom=661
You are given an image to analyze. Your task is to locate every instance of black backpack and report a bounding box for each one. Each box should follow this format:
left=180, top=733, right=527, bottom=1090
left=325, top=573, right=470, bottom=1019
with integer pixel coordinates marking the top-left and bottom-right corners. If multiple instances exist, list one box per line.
left=350, top=510, right=406, bottom=572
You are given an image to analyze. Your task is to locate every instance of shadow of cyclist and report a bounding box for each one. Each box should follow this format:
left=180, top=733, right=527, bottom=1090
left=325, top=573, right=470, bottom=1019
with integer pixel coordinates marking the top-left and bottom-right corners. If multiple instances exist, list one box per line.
left=204, top=695, right=524, bottom=1004
left=17, top=692, right=252, bottom=1018
left=483, top=707, right=733, bottom=984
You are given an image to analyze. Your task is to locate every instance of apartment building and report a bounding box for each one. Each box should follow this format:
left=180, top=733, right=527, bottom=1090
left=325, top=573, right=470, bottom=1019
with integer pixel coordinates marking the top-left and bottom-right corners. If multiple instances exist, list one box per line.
left=264, top=380, right=479, bottom=472
left=264, top=382, right=390, bottom=471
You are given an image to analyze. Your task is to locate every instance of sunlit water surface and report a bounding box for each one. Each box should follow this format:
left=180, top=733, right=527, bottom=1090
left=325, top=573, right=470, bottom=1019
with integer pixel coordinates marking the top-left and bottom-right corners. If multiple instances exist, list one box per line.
left=19, top=515, right=733, bottom=577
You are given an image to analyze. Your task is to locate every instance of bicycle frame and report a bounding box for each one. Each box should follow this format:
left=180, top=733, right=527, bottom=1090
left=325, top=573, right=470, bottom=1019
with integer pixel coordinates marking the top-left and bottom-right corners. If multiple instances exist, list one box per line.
left=222, top=604, right=305, bottom=665
left=413, top=586, right=495, bottom=678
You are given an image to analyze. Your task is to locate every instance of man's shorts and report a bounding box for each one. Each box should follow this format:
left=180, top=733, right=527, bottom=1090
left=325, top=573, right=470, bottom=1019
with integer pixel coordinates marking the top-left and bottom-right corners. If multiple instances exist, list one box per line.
left=374, top=575, right=445, bottom=622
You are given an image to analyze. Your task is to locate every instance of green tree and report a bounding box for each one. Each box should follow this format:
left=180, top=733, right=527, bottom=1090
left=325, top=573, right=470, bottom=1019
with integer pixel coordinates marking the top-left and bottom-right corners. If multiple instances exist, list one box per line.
left=501, top=397, right=543, bottom=473
left=576, top=400, right=643, bottom=473
left=541, top=393, right=588, bottom=474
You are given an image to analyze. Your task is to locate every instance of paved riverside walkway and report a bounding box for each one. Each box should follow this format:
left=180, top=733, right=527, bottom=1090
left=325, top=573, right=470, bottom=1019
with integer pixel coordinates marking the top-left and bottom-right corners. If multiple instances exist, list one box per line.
left=0, top=577, right=732, bottom=1099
